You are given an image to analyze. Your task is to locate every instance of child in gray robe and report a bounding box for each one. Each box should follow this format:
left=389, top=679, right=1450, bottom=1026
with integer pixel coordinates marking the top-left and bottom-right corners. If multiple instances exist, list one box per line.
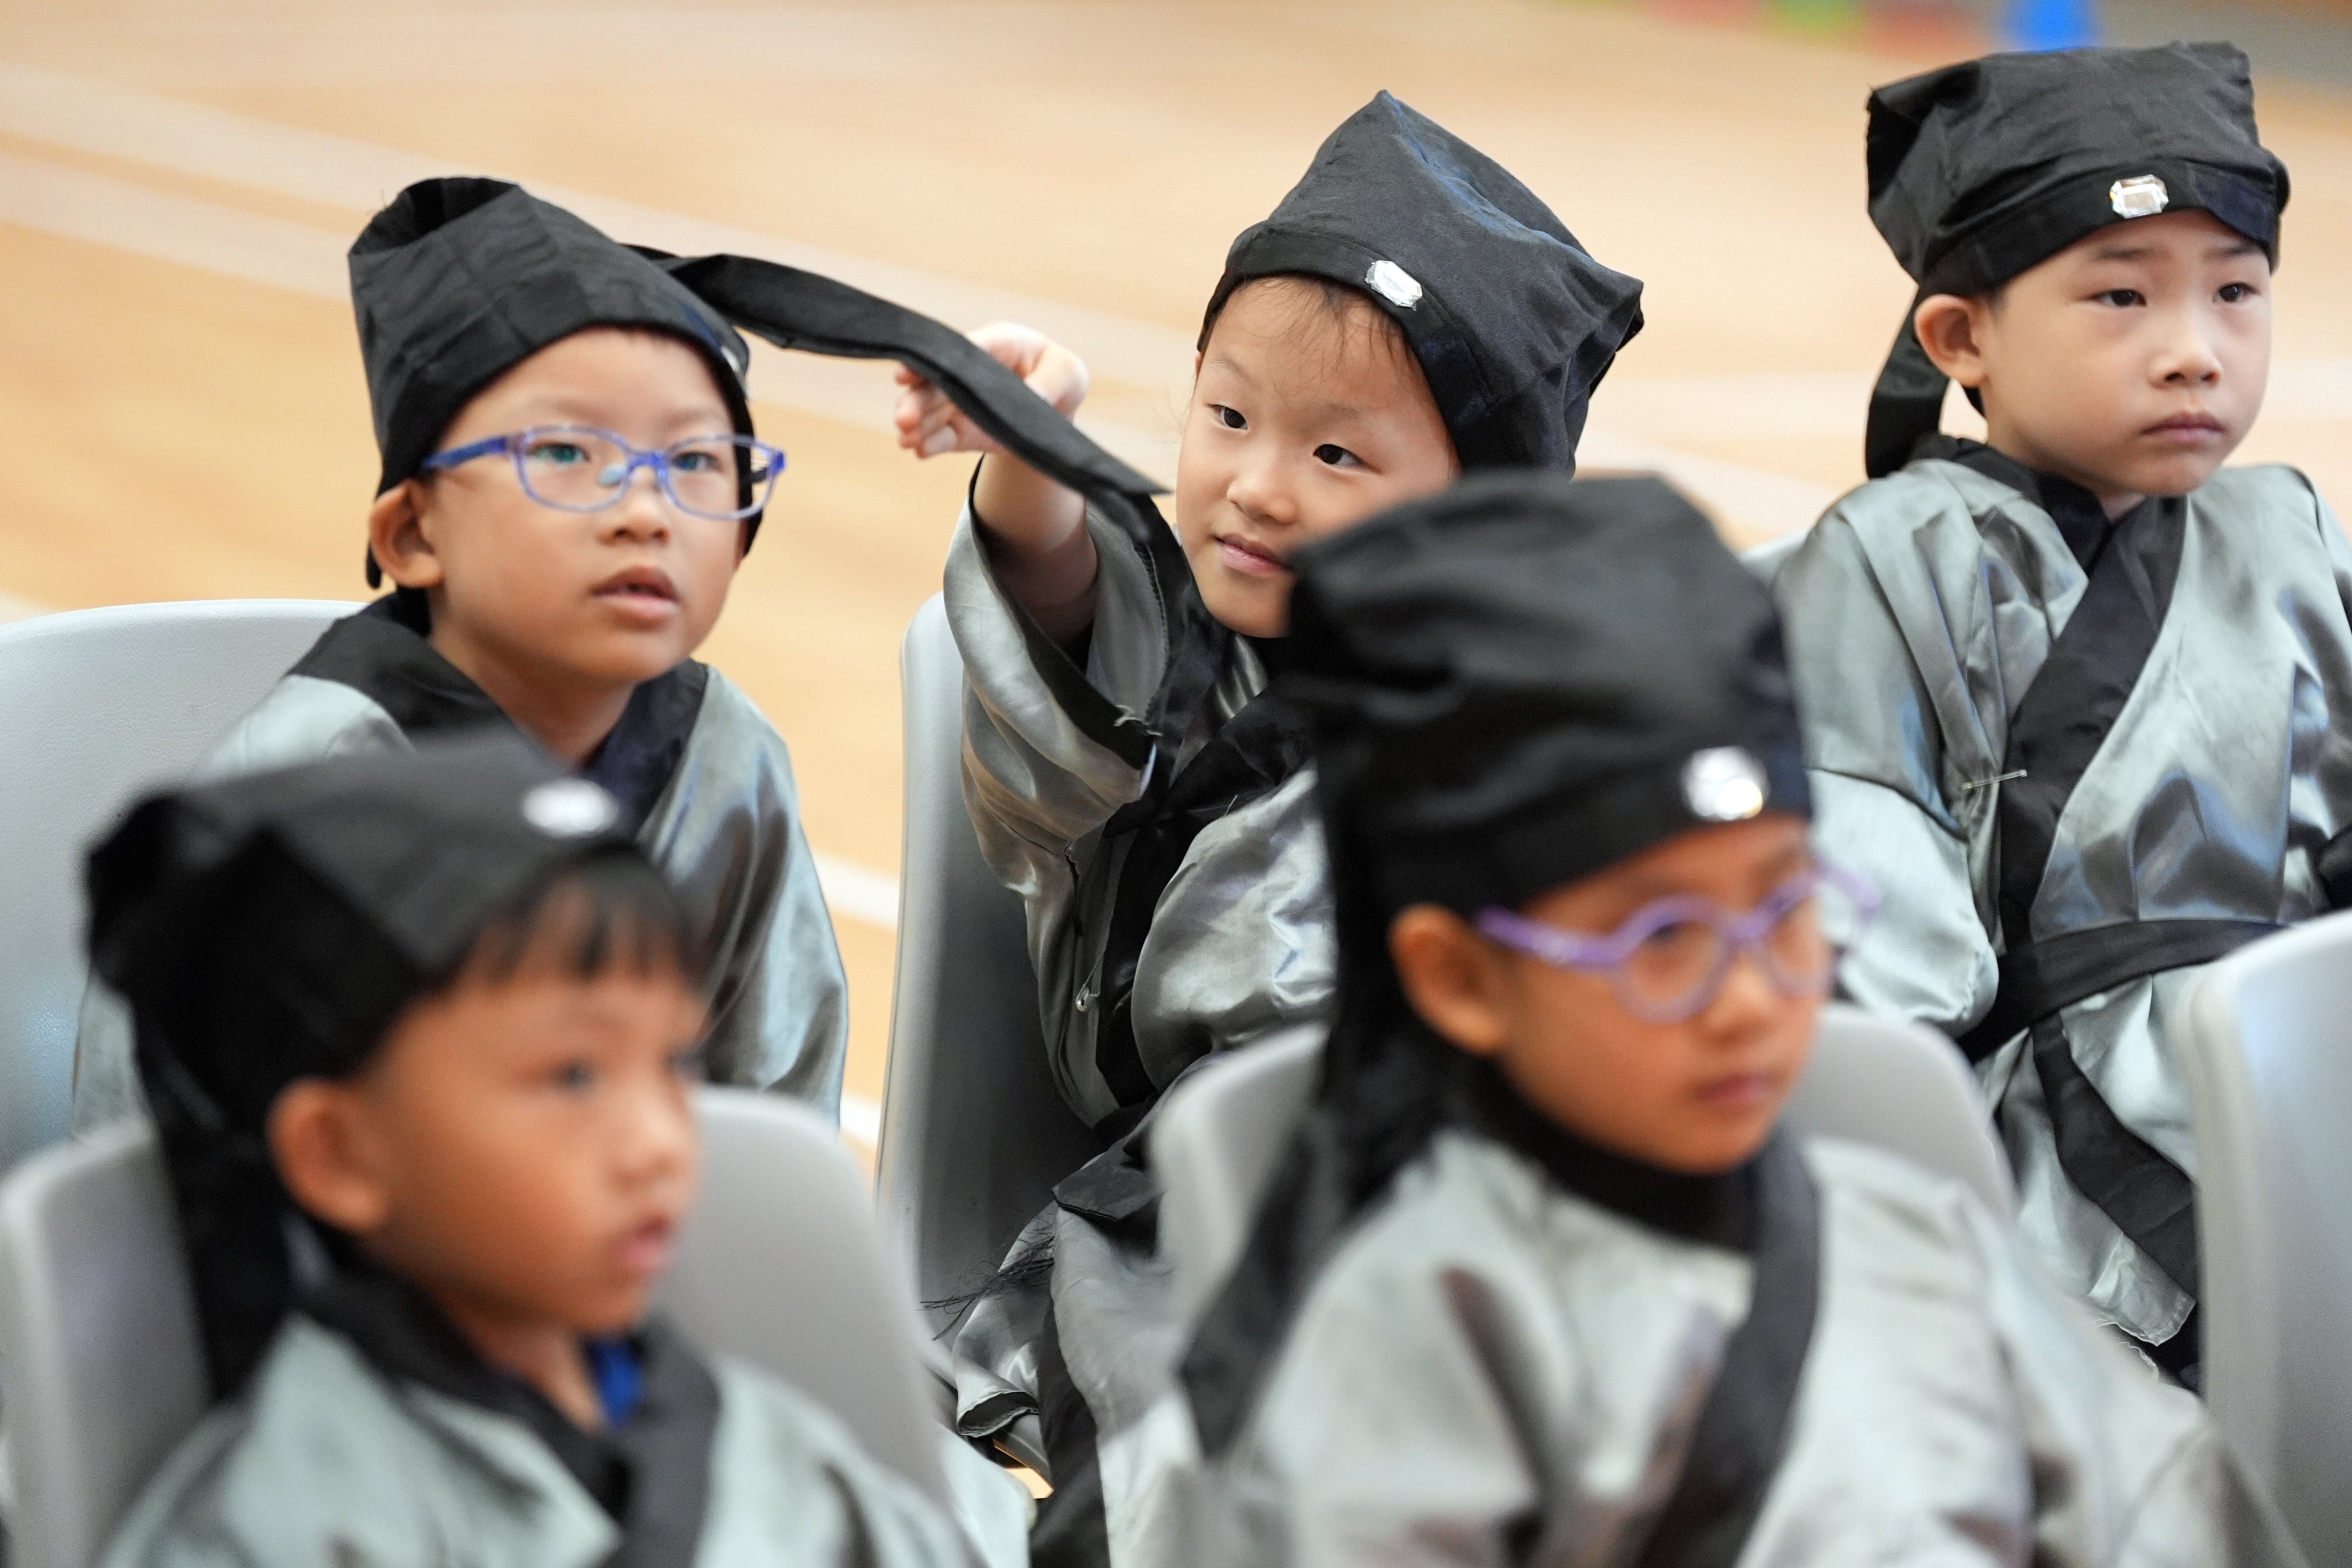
left=889, top=93, right=1644, bottom=1561
left=1774, top=43, right=2352, bottom=1381
left=86, top=735, right=1001, bottom=1568
left=1166, top=472, right=2298, bottom=1567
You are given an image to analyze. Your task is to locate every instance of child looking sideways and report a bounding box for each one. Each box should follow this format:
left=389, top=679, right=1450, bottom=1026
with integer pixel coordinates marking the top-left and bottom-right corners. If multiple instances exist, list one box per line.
left=892, top=92, right=1644, bottom=1557
left=74, top=176, right=1147, bottom=1132
left=1175, top=472, right=2290, bottom=1566
left=87, top=737, right=987, bottom=1567
left=1775, top=44, right=2352, bottom=1381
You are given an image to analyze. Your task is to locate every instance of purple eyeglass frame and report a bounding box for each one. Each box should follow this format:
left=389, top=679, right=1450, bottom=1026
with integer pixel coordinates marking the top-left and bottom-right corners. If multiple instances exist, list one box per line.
left=1474, top=863, right=1880, bottom=1024
left=420, top=423, right=786, bottom=522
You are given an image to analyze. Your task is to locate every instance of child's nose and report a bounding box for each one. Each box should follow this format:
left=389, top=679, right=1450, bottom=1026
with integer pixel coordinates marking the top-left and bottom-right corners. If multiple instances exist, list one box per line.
left=1227, top=455, right=1301, bottom=527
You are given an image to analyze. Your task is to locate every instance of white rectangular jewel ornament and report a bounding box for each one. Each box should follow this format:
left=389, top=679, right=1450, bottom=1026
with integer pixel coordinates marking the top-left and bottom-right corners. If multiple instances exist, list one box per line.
left=2110, top=175, right=2169, bottom=219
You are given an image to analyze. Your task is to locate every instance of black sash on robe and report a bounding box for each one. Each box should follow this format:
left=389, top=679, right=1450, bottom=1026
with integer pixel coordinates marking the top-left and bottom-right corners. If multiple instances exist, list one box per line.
left=291, top=594, right=710, bottom=834
left=1181, top=1060, right=1821, bottom=1568
left=1942, top=445, right=2277, bottom=1316
left=303, top=1266, right=720, bottom=1565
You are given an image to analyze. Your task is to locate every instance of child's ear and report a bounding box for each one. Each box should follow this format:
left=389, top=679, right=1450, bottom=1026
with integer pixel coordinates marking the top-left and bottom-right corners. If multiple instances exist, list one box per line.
left=1389, top=904, right=1513, bottom=1059
left=1912, top=293, right=1992, bottom=393
left=367, top=481, right=446, bottom=592
left=268, top=1080, right=393, bottom=1237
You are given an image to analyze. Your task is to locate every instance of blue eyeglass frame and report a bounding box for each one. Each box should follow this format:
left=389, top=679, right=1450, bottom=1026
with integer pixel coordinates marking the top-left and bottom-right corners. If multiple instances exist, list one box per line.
left=419, top=424, right=786, bottom=522
left=1474, top=862, right=1880, bottom=1024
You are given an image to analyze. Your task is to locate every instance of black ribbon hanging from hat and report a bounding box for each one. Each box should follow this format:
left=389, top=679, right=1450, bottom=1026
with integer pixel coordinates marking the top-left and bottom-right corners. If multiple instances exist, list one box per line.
left=1863, top=298, right=1951, bottom=480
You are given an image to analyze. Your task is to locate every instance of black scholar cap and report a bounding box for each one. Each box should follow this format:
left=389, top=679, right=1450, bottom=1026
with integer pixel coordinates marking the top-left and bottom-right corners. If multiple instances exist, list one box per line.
left=87, top=731, right=646, bottom=1129
left=1862, top=43, right=2288, bottom=477
left=1282, top=471, right=1809, bottom=921
left=1206, top=91, right=1646, bottom=472
left=352, top=177, right=1161, bottom=586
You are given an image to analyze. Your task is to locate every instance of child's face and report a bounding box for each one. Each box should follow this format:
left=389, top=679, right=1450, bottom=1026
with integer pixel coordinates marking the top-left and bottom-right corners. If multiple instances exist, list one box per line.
left=377, top=327, right=747, bottom=690
left=1175, top=280, right=1459, bottom=638
left=1391, top=815, right=1822, bottom=1175
left=1917, top=210, right=2272, bottom=504
left=271, top=961, right=708, bottom=1339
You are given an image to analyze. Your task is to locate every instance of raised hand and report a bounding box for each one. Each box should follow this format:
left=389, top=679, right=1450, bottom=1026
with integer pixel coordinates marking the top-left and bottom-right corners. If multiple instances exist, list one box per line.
left=894, top=322, right=1091, bottom=458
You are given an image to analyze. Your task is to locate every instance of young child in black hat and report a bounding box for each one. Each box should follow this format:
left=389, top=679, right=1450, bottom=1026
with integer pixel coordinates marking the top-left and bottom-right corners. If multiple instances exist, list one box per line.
left=888, top=91, right=1644, bottom=1557
left=72, top=176, right=1157, bottom=1135
left=1169, top=471, right=2291, bottom=1567
left=1774, top=43, right=2352, bottom=1382
left=87, top=735, right=1009, bottom=1567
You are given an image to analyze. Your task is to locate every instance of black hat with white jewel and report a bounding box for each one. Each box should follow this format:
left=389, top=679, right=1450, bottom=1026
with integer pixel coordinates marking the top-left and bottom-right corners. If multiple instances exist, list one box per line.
left=1281, top=469, right=1809, bottom=924
left=1861, top=43, right=2289, bottom=477
left=1203, top=91, right=1646, bottom=472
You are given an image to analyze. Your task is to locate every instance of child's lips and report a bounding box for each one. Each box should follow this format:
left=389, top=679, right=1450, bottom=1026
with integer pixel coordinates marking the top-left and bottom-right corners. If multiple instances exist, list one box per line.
left=1215, top=533, right=1291, bottom=578
left=2144, top=411, right=2227, bottom=445
left=591, top=566, right=681, bottom=625
left=615, top=1215, right=677, bottom=1279
left=1692, top=1071, right=1778, bottom=1111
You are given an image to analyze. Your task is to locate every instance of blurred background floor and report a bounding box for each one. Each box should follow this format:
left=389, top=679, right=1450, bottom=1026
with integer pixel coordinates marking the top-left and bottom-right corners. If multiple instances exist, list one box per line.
left=3, top=0, right=2348, bottom=1153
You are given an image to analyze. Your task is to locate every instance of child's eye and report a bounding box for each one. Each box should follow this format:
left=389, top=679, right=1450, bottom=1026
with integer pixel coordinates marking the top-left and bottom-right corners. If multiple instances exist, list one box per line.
left=1210, top=404, right=1247, bottom=431
left=526, top=440, right=593, bottom=466
left=2092, top=288, right=2146, bottom=308
left=670, top=449, right=721, bottom=473
left=1313, top=443, right=1363, bottom=469
left=2218, top=281, right=2258, bottom=304
left=550, top=1060, right=597, bottom=1094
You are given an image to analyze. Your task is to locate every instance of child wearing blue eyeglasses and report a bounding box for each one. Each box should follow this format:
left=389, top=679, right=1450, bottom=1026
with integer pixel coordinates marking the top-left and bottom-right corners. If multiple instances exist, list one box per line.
left=1158, top=473, right=2293, bottom=1568
left=71, top=176, right=1148, bottom=1137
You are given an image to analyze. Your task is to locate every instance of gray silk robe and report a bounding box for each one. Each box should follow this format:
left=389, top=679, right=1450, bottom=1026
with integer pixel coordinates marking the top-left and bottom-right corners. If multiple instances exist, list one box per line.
left=939, top=503, right=1334, bottom=1479
left=1164, top=1133, right=2294, bottom=1568
left=101, top=1315, right=990, bottom=1568
left=71, top=600, right=848, bottom=1126
left=1775, top=458, right=2352, bottom=1344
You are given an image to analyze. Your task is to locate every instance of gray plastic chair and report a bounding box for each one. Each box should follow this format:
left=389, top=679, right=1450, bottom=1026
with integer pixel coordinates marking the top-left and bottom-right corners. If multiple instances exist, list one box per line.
left=876, top=597, right=1098, bottom=1350
left=0, top=600, right=358, bottom=1177
left=1152, top=1001, right=2015, bottom=1322
left=0, top=1087, right=948, bottom=1568
left=2177, top=911, right=2352, bottom=1568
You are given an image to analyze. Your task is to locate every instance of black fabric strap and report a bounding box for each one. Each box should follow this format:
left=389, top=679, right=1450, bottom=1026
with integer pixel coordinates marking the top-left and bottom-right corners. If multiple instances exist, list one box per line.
left=1863, top=302, right=1948, bottom=480
left=2029, top=1016, right=2199, bottom=1297
left=1088, top=687, right=1312, bottom=1113
left=291, top=597, right=710, bottom=832
left=303, top=1269, right=719, bottom=1557
left=1956, top=918, right=2281, bottom=1063
left=1632, top=1134, right=1821, bottom=1568
left=2319, top=824, right=2352, bottom=910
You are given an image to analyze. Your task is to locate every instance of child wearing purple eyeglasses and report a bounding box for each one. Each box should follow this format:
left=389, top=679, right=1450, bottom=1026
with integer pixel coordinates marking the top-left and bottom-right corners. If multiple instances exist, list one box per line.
left=1153, top=472, right=2294, bottom=1568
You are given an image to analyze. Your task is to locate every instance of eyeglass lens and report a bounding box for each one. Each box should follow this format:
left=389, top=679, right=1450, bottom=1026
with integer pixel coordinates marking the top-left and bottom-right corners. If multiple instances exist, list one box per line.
left=1616, top=875, right=1861, bottom=1018
left=516, top=430, right=775, bottom=519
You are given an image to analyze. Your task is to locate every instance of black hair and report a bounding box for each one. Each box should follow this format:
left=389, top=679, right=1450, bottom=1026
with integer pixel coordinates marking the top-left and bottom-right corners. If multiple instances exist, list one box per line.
left=160, top=848, right=702, bottom=1398
left=1196, top=272, right=1416, bottom=365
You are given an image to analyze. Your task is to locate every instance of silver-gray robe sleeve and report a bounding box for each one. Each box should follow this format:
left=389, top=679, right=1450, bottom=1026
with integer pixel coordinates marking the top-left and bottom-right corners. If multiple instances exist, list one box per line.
left=1189, top=1133, right=2266, bottom=1568
left=98, top=1317, right=982, bottom=1568
left=69, top=667, right=848, bottom=1130
left=642, top=669, right=847, bottom=1114
left=943, top=503, right=1333, bottom=1126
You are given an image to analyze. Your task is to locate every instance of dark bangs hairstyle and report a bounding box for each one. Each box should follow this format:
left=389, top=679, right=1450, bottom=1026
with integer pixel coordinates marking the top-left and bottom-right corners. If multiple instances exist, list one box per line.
left=154, top=848, right=704, bottom=1399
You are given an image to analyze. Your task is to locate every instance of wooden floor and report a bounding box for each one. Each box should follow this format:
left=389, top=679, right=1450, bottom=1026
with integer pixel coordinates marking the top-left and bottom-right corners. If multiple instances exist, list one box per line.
left=3, top=0, right=2349, bottom=1146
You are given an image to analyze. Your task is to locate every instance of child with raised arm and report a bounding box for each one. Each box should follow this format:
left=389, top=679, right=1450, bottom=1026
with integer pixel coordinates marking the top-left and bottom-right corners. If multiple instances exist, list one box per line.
left=73, top=175, right=1147, bottom=1131
left=87, top=736, right=1007, bottom=1567
left=1175, top=470, right=2295, bottom=1566
left=891, top=92, right=1643, bottom=1557
left=1774, top=43, right=2352, bottom=1383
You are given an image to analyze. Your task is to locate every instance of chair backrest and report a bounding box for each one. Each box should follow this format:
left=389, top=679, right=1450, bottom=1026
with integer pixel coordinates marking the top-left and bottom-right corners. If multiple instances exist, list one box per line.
left=2177, top=912, right=2352, bottom=1567
left=0, top=1088, right=949, bottom=1568
left=0, top=600, right=357, bottom=1176
left=1737, top=528, right=1809, bottom=587
left=1151, top=1002, right=2014, bottom=1322
left=876, top=596, right=1098, bottom=1338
